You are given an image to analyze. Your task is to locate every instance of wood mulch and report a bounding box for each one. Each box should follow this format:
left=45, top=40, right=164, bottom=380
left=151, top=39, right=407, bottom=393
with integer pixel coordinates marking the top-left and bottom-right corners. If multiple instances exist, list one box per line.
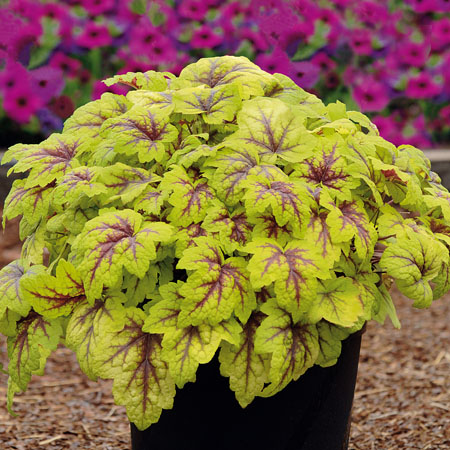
left=0, top=217, right=449, bottom=449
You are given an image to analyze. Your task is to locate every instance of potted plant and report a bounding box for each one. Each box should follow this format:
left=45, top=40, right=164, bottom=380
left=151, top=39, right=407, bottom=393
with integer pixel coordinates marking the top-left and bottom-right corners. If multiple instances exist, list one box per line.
left=0, top=56, right=449, bottom=450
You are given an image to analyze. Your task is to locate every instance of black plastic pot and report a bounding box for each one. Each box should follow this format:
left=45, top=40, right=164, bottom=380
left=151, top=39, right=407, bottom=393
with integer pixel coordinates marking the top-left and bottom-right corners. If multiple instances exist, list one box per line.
left=130, top=326, right=364, bottom=450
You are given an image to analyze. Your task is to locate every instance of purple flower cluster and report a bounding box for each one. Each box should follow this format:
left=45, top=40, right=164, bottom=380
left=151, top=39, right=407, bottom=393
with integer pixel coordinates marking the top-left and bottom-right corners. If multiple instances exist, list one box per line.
left=1, top=0, right=449, bottom=146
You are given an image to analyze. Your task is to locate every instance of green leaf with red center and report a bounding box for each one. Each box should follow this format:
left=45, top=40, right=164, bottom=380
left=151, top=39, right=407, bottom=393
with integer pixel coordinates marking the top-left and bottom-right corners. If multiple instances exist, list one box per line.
left=103, top=70, right=169, bottom=91
left=173, top=222, right=210, bottom=258
left=307, top=277, right=364, bottom=327
left=101, top=105, right=178, bottom=164
left=224, top=97, right=317, bottom=164
left=177, top=55, right=274, bottom=98
left=254, top=299, right=319, bottom=396
left=161, top=166, right=215, bottom=226
left=177, top=238, right=255, bottom=325
left=0, top=260, right=30, bottom=319
left=315, top=321, right=350, bottom=368
left=219, top=311, right=271, bottom=407
left=245, top=239, right=331, bottom=320
left=21, top=260, right=86, bottom=318
left=292, top=138, right=360, bottom=200
left=7, top=312, right=63, bottom=393
left=243, top=173, right=312, bottom=238
left=5, top=133, right=82, bottom=188
left=250, top=212, right=295, bottom=247
left=322, top=194, right=377, bottom=259
left=173, top=84, right=241, bottom=124
left=66, top=296, right=126, bottom=380
left=202, top=204, right=252, bottom=252
left=3, top=179, right=54, bottom=227
left=53, top=166, right=106, bottom=207
left=93, top=307, right=176, bottom=431
left=72, top=209, right=173, bottom=300
left=144, top=283, right=241, bottom=388
left=98, top=162, right=161, bottom=205
left=379, top=232, right=448, bottom=308
left=127, top=90, right=175, bottom=114
left=63, top=93, right=132, bottom=142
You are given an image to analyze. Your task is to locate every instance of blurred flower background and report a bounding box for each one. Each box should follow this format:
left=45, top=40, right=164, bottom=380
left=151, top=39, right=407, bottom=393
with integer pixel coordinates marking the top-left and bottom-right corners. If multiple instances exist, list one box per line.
left=0, top=0, right=449, bottom=148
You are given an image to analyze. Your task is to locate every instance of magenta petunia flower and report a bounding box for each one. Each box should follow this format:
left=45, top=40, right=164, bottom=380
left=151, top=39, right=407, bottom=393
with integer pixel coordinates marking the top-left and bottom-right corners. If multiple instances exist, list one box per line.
left=430, top=18, right=450, bottom=51
left=316, top=8, right=340, bottom=27
left=278, top=21, right=315, bottom=51
left=179, top=0, right=208, bottom=21
left=439, top=105, right=450, bottom=126
left=349, top=29, right=373, bottom=55
left=291, top=0, right=320, bottom=21
left=119, top=59, right=154, bottom=74
left=50, top=52, right=81, bottom=78
left=434, top=0, right=450, bottom=12
left=221, top=1, right=248, bottom=20
left=289, top=61, right=320, bottom=88
left=406, top=73, right=441, bottom=99
left=30, top=66, right=64, bottom=102
left=258, top=10, right=299, bottom=47
left=239, top=29, right=269, bottom=51
left=92, top=80, right=128, bottom=100
left=191, top=25, right=223, bottom=49
left=3, top=85, right=42, bottom=124
left=147, top=36, right=177, bottom=64
left=76, top=22, right=112, bottom=49
left=39, top=2, right=68, bottom=21
left=406, top=0, right=437, bottom=13
left=352, top=79, right=390, bottom=112
left=9, top=0, right=43, bottom=20
left=0, top=60, right=29, bottom=92
left=129, top=20, right=161, bottom=55
left=310, top=52, right=337, bottom=72
left=398, top=41, right=429, bottom=67
left=4, top=21, right=42, bottom=63
left=81, top=0, right=115, bottom=16
left=372, top=115, right=400, bottom=140
left=354, top=1, right=389, bottom=26
left=255, top=49, right=291, bottom=75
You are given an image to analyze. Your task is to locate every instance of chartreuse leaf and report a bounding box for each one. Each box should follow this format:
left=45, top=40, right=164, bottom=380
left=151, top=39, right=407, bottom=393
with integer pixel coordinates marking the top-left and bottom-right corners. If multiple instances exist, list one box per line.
left=173, top=84, right=241, bottom=124
left=21, top=260, right=86, bottom=318
left=63, top=93, right=132, bottom=142
left=66, top=296, right=126, bottom=380
left=93, top=307, right=175, bottom=431
left=292, top=137, right=361, bottom=200
left=53, top=166, right=106, bottom=207
left=242, top=171, right=312, bottom=238
left=127, top=90, right=175, bottom=114
left=224, top=97, right=317, bottom=164
left=161, top=166, right=215, bottom=226
left=97, top=162, right=160, bottom=205
left=308, top=277, right=364, bottom=327
left=144, top=283, right=241, bottom=388
left=0, top=261, right=30, bottom=319
left=72, top=209, right=173, bottom=300
left=177, top=238, right=255, bottom=326
left=219, top=311, right=270, bottom=407
left=254, top=299, right=319, bottom=396
left=3, top=179, right=54, bottom=227
left=379, top=232, right=448, bottom=308
left=177, top=55, right=274, bottom=98
left=103, top=70, right=169, bottom=91
left=5, top=133, right=82, bottom=188
left=316, top=321, right=350, bottom=368
left=250, top=212, right=295, bottom=247
left=372, top=281, right=400, bottom=328
left=245, top=239, right=331, bottom=320
left=101, top=106, right=178, bottom=164
left=7, top=313, right=63, bottom=397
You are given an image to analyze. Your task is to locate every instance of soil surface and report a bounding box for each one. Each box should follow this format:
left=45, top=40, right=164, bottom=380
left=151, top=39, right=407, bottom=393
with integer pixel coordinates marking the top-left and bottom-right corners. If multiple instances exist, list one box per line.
left=0, top=218, right=449, bottom=450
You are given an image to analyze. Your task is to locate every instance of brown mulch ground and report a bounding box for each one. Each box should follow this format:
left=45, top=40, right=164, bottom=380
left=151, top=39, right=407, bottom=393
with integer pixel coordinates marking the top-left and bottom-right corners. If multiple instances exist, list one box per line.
left=0, top=218, right=449, bottom=449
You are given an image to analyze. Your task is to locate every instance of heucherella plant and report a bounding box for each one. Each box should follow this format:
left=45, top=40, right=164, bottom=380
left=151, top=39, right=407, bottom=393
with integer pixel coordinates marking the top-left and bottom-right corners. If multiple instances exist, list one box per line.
left=1, top=56, right=449, bottom=430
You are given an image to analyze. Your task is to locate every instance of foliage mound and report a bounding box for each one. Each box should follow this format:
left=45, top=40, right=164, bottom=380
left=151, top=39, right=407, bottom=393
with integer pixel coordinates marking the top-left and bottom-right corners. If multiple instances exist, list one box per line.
left=1, top=56, right=450, bottom=430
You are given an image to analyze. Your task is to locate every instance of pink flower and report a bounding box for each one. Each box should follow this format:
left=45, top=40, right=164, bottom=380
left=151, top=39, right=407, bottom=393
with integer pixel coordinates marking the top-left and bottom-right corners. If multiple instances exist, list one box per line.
left=179, top=0, right=208, bottom=21
left=398, top=41, right=429, bottom=67
left=39, top=2, right=68, bottom=21
left=278, top=21, right=315, bottom=50
left=255, top=49, right=291, bottom=75
left=30, top=66, right=64, bottom=102
left=439, top=105, right=450, bottom=126
left=406, top=73, right=441, bottom=99
left=406, top=0, right=437, bottom=13
left=146, top=37, right=177, bottom=64
left=258, top=10, right=299, bottom=47
left=92, top=80, right=128, bottom=100
left=0, top=60, right=29, bottom=92
left=353, top=79, right=390, bottom=112
left=76, top=22, right=112, bottom=49
left=3, top=85, right=42, bottom=124
left=239, top=29, right=269, bottom=51
left=50, top=52, right=81, bottom=78
left=129, top=21, right=160, bottom=55
left=81, top=0, right=115, bottom=16
left=9, top=0, right=42, bottom=20
left=372, top=115, right=399, bottom=140
left=400, top=133, right=432, bottom=149
left=354, top=1, right=389, bottom=26
left=119, top=59, right=154, bottom=74
left=430, top=18, right=450, bottom=51
left=191, top=25, right=223, bottom=49
left=349, top=29, right=373, bottom=55
left=221, top=1, right=248, bottom=20
left=291, top=0, right=320, bottom=21
left=310, top=52, right=336, bottom=72
left=315, top=8, right=340, bottom=27
left=289, top=61, right=320, bottom=88
left=3, top=21, right=42, bottom=63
